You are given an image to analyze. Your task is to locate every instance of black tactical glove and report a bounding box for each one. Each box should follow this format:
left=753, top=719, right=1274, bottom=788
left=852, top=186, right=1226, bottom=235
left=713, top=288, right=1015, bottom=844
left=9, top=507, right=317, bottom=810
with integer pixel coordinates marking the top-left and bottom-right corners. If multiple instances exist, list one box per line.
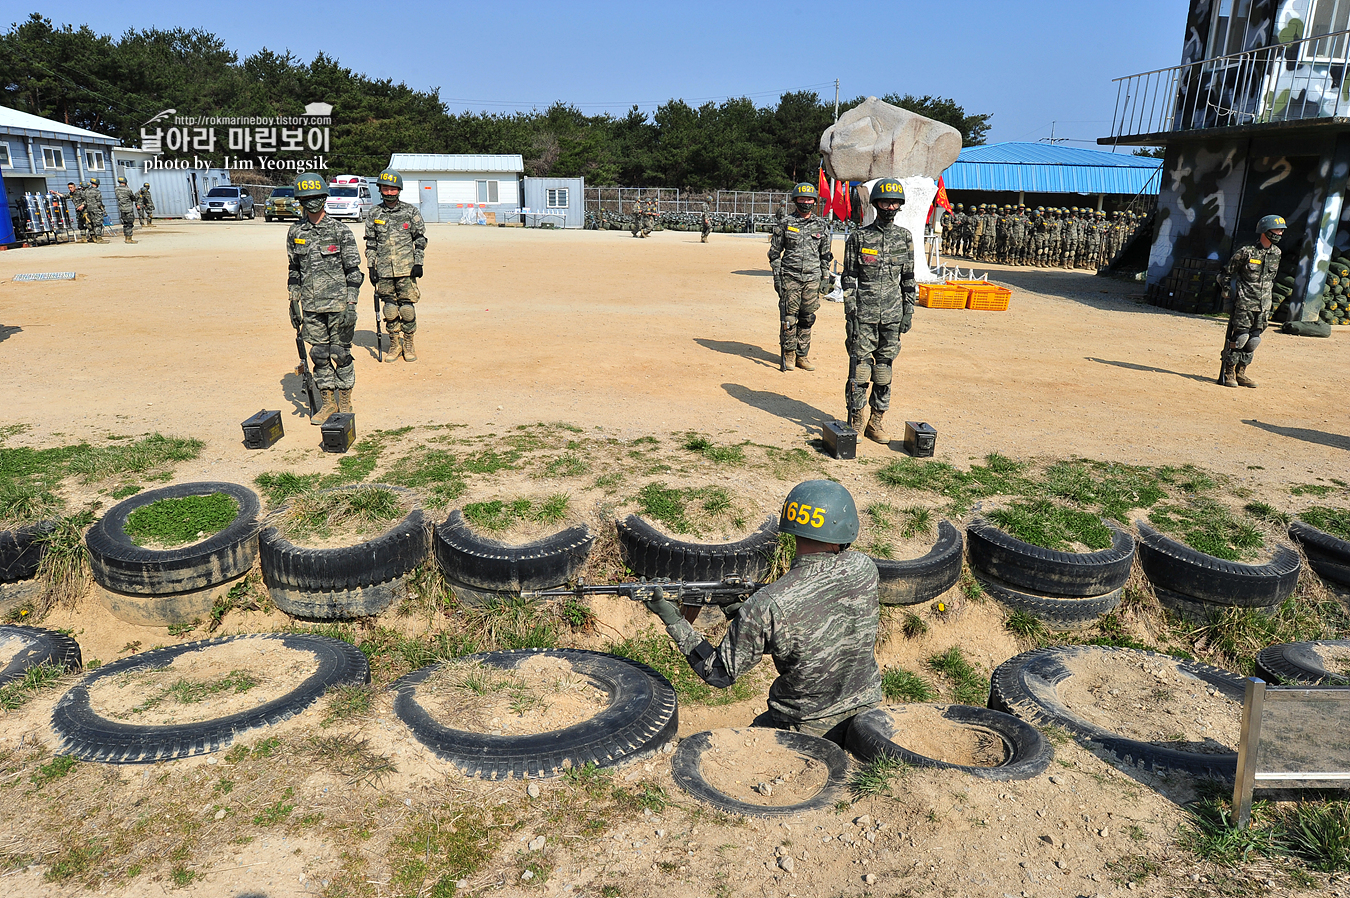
left=641, top=584, right=683, bottom=627
left=411, top=264, right=423, bottom=279
left=720, top=600, right=746, bottom=620
left=343, top=303, right=358, bottom=331
left=369, top=269, right=378, bottom=285
left=289, top=299, right=303, bottom=330
left=900, top=310, right=913, bottom=334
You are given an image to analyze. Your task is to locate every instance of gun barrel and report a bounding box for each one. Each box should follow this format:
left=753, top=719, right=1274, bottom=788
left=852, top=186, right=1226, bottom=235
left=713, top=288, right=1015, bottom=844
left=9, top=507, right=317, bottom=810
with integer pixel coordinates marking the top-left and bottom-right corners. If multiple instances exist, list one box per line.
left=521, top=579, right=761, bottom=605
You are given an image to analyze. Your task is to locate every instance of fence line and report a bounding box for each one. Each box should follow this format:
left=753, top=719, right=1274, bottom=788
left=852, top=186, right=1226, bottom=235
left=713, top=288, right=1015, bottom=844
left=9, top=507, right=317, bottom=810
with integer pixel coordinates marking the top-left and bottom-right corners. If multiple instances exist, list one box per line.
left=586, top=187, right=790, bottom=216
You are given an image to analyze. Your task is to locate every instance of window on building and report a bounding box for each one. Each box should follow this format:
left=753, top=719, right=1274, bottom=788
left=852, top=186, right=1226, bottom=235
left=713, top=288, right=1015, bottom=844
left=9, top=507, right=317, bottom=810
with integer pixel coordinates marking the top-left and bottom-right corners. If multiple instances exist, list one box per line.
left=41, top=146, right=65, bottom=170
left=476, top=179, right=499, bottom=204
left=1306, top=0, right=1350, bottom=57
left=546, top=188, right=569, bottom=208
left=0, top=143, right=11, bottom=167
left=1208, top=0, right=1255, bottom=58
left=85, top=150, right=106, bottom=171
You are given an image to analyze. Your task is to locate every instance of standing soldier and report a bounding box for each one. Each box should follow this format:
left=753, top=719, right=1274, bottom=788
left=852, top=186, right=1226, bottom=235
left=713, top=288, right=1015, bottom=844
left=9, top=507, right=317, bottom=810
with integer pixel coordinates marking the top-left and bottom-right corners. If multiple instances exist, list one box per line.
left=114, top=177, right=138, bottom=244
left=84, top=178, right=109, bottom=244
left=287, top=172, right=365, bottom=422
left=1218, top=214, right=1285, bottom=389
left=630, top=198, right=642, bottom=237
left=769, top=183, right=832, bottom=372
left=365, top=169, right=428, bottom=363
left=643, top=195, right=657, bottom=236
left=138, top=182, right=156, bottom=227
left=842, top=179, right=915, bottom=443
left=64, top=182, right=87, bottom=241
left=700, top=202, right=712, bottom=243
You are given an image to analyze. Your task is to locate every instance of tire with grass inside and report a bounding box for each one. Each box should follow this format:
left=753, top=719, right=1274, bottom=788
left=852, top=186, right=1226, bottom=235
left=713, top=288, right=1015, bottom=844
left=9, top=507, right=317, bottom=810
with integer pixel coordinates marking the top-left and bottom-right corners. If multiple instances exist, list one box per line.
left=989, top=646, right=1244, bottom=779
left=433, top=510, right=593, bottom=599
left=0, top=521, right=55, bottom=584
left=872, top=520, right=964, bottom=606
left=616, top=514, right=779, bottom=581
left=1288, top=521, right=1350, bottom=588
left=86, top=482, right=260, bottom=595
left=966, top=517, right=1134, bottom=597
left=845, top=704, right=1053, bottom=781
left=976, top=571, right=1123, bottom=629
left=50, top=634, right=368, bottom=762
left=258, top=486, right=429, bottom=619
left=0, top=625, right=82, bottom=685
left=392, top=648, right=677, bottom=779
left=1135, top=520, right=1301, bottom=607
left=670, top=728, right=850, bottom=817
left=1254, top=640, right=1350, bottom=685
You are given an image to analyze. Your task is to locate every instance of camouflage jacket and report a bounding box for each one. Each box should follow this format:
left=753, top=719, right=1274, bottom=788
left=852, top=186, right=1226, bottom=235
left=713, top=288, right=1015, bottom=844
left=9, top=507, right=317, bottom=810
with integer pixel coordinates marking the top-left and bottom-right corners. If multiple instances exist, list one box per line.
left=83, top=186, right=105, bottom=215
left=287, top=214, right=364, bottom=313
left=363, top=200, right=427, bottom=278
left=768, top=212, right=832, bottom=282
left=842, top=220, right=915, bottom=325
left=114, top=186, right=136, bottom=214
left=665, top=550, right=884, bottom=725
left=1222, top=241, right=1281, bottom=313
left=138, top=187, right=155, bottom=210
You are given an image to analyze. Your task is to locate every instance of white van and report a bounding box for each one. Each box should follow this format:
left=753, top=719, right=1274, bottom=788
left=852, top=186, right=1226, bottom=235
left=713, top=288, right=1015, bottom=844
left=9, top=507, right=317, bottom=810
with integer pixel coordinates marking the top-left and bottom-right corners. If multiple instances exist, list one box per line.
left=326, top=176, right=374, bottom=220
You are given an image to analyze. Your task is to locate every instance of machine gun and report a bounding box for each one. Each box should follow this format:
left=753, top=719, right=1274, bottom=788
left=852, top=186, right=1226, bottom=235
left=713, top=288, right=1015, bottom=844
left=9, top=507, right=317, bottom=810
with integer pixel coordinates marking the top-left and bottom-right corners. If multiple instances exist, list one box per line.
left=374, top=291, right=385, bottom=362
left=522, top=577, right=764, bottom=609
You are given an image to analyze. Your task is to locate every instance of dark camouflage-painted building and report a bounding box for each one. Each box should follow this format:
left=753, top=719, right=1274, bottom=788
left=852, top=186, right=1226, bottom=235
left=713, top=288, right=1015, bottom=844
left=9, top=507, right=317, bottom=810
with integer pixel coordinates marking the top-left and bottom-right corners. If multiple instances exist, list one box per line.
left=1105, top=0, right=1350, bottom=318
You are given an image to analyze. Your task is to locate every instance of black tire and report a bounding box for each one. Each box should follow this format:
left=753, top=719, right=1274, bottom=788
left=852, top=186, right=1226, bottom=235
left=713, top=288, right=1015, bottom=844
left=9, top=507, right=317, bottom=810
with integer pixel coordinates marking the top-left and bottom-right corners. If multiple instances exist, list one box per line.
left=670, top=728, right=850, bottom=817
left=1135, top=521, right=1301, bottom=607
left=845, top=704, right=1053, bottom=781
left=433, top=510, right=593, bottom=593
left=1254, top=640, right=1350, bottom=685
left=392, top=649, right=677, bottom=779
left=976, top=571, right=1123, bottom=629
left=1289, top=521, right=1350, bottom=588
left=616, top=514, right=779, bottom=581
left=872, top=520, right=964, bottom=606
left=86, top=482, right=260, bottom=596
left=989, top=646, right=1244, bottom=779
left=51, top=634, right=369, bottom=762
left=0, top=625, right=82, bottom=685
left=966, top=517, right=1134, bottom=598
left=259, top=486, right=429, bottom=619
left=0, top=521, right=55, bottom=583
left=1153, top=585, right=1278, bottom=623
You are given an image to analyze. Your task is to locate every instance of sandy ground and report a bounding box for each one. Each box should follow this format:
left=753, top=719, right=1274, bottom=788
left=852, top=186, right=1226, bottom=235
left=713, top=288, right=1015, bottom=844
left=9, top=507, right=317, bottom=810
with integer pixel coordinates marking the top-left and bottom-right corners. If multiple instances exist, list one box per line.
left=2, top=221, right=1349, bottom=898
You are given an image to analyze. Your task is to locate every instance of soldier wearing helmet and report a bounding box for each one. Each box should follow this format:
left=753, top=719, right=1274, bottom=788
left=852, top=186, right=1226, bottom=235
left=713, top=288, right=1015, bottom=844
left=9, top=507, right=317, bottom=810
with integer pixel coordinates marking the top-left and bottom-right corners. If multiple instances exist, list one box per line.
left=288, top=172, right=365, bottom=422
left=114, top=176, right=138, bottom=244
left=768, top=182, right=833, bottom=371
left=839, top=179, right=916, bottom=443
left=82, top=178, right=108, bottom=243
left=700, top=201, right=712, bottom=243
left=136, top=181, right=156, bottom=228
left=364, top=169, right=428, bottom=363
left=640, top=480, right=883, bottom=742
left=1218, top=214, right=1286, bottom=388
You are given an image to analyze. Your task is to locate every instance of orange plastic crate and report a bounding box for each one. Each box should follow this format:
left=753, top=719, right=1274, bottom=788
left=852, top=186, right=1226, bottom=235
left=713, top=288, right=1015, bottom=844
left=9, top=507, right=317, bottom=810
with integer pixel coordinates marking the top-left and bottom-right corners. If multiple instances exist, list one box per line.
left=917, top=283, right=969, bottom=309
left=950, top=279, right=1012, bottom=311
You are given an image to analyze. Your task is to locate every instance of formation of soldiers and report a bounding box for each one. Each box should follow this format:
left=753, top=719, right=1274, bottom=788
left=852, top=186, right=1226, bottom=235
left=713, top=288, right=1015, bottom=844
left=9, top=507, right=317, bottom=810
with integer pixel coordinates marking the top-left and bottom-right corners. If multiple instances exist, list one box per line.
left=55, top=178, right=156, bottom=244
left=630, top=196, right=659, bottom=237
left=942, top=204, right=1142, bottom=269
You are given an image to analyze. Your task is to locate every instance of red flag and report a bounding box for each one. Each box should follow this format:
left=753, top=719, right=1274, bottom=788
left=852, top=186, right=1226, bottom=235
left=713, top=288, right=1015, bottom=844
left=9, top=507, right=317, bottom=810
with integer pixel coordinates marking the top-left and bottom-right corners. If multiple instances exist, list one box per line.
left=838, top=179, right=852, bottom=222
left=818, top=168, right=830, bottom=217
left=934, top=175, right=953, bottom=213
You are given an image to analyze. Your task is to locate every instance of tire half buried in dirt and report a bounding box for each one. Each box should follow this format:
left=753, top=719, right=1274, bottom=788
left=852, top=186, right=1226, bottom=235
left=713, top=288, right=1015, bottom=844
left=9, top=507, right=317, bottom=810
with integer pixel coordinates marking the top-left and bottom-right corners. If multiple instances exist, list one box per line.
left=989, top=645, right=1244, bottom=779
left=433, top=509, right=593, bottom=594
left=872, top=520, right=964, bottom=606
left=616, top=514, right=779, bottom=581
left=1255, top=640, right=1350, bottom=685
left=392, top=649, right=677, bottom=779
left=0, top=625, right=82, bottom=685
left=86, top=482, right=261, bottom=595
left=0, top=521, right=55, bottom=584
left=846, top=704, right=1052, bottom=781
left=670, top=727, right=850, bottom=817
left=966, top=517, right=1134, bottom=598
left=1135, top=520, right=1300, bottom=607
left=1288, top=521, right=1350, bottom=589
left=975, top=571, right=1123, bottom=630
left=51, top=634, right=369, bottom=762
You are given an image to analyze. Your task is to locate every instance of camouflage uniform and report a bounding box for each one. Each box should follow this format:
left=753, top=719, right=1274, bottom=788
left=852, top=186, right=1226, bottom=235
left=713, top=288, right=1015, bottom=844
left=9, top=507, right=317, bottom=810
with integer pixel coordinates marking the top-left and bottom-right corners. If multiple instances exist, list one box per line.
left=137, top=184, right=156, bottom=226
left=661, top=550, right=884, bottom=739
left=700, top=206, right=712, bottom=243
left=769, top=211, right=832, bottom=364
left=842, top=218, right=915, bottom=416
left=287, top=215, right=364, bottom=392
left=114, top=183, right=137, bottom=240
left=1220, top=241, right=1280, bottom=369
left=83, top=184, right=107, bottom=242
left=364, top=199, right=427, bottom=352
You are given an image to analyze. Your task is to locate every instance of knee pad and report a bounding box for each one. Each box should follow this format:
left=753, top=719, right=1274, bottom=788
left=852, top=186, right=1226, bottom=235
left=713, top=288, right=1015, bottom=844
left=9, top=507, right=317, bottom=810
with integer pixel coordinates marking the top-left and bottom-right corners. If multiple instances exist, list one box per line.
left=399, top=304, right=416, bottom=323
left=1245, top=334, right=1261, bottom=351
left=874, top=360, right=894, bottom=386
left=331, top=345, right=353, bottom=368
left=310, top=345, right=330, bottom=367
left=800, top=312, right=817, bottom=331
left=852, top=358, right=873, bottom=384
left=1233, top=333, right=1249, bottom=349
left=382, top=301, right=400, bottom=322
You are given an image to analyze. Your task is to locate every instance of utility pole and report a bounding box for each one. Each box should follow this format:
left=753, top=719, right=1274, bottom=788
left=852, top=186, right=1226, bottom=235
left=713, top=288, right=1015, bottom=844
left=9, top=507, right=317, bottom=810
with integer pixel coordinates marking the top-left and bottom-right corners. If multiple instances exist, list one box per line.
left=834, top=79, right=840, bottom=122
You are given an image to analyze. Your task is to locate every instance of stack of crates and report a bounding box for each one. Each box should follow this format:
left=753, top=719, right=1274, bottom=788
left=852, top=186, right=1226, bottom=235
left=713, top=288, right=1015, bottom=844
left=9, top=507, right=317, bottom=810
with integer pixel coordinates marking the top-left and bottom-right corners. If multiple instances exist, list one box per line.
left=916, top=283, right=969, bottom=308
left=948, top=280, right=1012, bottom=311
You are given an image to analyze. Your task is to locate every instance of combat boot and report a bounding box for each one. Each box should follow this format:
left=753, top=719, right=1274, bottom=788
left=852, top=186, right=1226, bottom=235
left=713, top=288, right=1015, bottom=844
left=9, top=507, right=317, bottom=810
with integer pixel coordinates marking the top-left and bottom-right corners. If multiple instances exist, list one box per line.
left=864, top=409, right=890, bottom=444
left=794, top=354, right=814, bottom=371
left=780, top=351, right=794, bottom=372
left=1234, top=363, right=1257, bottom=388
left=846, top=408, right=865, bottom=431
left=383, top=333, right=403, bottom=362
left=401, top=333, right=417, bottom=362
left=338, top=389, right=353, bottom=413
left=313, top=390, right=338, bottom=424
left=1218, top=361, right=1238, bottom=388
left=124, top=236, right=137, bottom=244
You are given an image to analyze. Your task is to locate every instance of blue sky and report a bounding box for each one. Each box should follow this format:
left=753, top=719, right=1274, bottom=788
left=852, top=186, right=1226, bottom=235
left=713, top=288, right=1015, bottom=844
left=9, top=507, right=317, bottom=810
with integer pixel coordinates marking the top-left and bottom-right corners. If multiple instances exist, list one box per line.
left=31, top=0, right=1188, bottom=146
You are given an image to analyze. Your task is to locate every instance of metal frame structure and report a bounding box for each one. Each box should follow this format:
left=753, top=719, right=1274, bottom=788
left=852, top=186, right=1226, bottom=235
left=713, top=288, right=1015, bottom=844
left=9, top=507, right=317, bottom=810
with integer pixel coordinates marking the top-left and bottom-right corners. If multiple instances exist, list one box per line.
left=585, top=187, right=790, bottom=215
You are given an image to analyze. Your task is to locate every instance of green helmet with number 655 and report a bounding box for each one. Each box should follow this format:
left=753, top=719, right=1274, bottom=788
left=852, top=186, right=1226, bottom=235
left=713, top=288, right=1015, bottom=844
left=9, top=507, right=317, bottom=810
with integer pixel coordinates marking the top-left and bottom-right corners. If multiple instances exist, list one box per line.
left=294, top=172, right=328, bottom=198
left=779, top=480, right=859, bottom=545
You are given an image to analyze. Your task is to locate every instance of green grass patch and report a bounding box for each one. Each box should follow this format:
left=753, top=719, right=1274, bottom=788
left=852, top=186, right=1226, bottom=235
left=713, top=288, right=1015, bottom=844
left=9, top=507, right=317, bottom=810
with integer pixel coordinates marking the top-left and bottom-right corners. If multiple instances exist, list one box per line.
left=924, top=646, right=988, bottom=706
left=383, top=447, right=467, bottom=505
left=253, top=471, right=322, bottom=505
left=849, top=755, right=908, bottom=798
left=541, top=451, right=590, bottom=478
left=881, top=667, right=935, bottom=702
left=1179, top=794, right=1350, bottom=873
left=0, top=661, right=67, bottom=711
left=389, top=807, right=499, bottom=897
left=1244, top=501, right=1291, bottom=527
left=1291, top=483, right=1334, bottom=497
left=876, top=453, right=1033, bottom=515
left=252, top=787, right=296, bottom=826
left=1300, top=506, right=1350, bottom=541
left=636, top=482, right=739, bottom=535
left=1004, top=610, right=1051, bottom=644
left=67, top=434, right=203, bottom=482
left=275, top=486, right=406, bottom=542
left=606, top=632, right=758, bottom=706
left=681, top=433, right=745, bottom=465
left=1041, top=458, right=1165, bottom=521
left=1183, top=596, right=1350, bottom=677
left=0, top=481, right=62, bottom=527
left=123, top=493, right=237, bottom=547
left=462, top=494, right=569, bottom=532
left=1147, top=499, right=1264, bottom=561
left=987, top=499, right=1113, bottom=551
left=125, top=670, right=259, bottom=717
left=31, top=754, right=78, bottom=788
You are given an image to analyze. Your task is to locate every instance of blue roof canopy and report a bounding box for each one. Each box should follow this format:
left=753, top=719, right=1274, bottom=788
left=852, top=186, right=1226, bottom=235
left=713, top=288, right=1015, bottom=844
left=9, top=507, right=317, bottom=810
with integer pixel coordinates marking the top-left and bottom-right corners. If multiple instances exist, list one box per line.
left=943, top=142, right=1162, bottom=194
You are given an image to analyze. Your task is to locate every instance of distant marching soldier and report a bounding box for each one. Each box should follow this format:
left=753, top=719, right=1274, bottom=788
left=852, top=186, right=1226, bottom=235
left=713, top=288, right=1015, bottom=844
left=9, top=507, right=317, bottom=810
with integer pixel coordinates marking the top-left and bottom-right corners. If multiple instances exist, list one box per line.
left=365, top=168, right=428, bottom=363
left=700, top=202, right=712, bottom=243
left=769, top=182, right=832, bottom=372
left=114, top=177, right=138, bottom=244
left=630, top=199, right=642, bottom=237
left=287, top=172, right=365, bottom=422
left=137, top=182, right=156, bottom=227
left=1218, top=214, right=1285, bottom=389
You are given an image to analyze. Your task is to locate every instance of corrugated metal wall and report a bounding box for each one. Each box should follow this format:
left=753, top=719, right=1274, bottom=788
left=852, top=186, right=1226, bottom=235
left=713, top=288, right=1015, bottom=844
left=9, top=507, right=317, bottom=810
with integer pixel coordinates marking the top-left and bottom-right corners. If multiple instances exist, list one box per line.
left=523, top=177, right=584, bottom=228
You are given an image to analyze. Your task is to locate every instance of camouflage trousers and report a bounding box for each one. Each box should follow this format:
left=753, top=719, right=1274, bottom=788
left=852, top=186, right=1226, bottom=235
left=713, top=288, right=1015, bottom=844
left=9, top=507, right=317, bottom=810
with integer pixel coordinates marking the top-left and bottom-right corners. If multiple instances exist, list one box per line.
left=751, top=703, right=880, bottom=746
left=136, top=206, right=151, bottom=225
left=120, top=210, right=135, bottom=239
left=845, top=318, right=901, bottom=412
left=778, top=278, right=820, bottom=356
left=1222, top=306, right=1269, bottom=368
left=301, top=309, right=356, bottom=391
left=377, top=276, right=421, bottom=335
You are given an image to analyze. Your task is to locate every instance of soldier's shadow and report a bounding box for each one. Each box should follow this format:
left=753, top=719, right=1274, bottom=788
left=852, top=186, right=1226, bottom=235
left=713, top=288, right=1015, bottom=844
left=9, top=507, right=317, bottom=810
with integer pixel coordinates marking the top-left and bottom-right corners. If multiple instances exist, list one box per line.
left=0, top=325, right=21, bottom=344
left=352, top=328, right=381, bottom=360
left=280, top=372, right=311, bottom=419
left=694, top=338, right=779, bottom=368
left=721, top=383, right=833, bottom=433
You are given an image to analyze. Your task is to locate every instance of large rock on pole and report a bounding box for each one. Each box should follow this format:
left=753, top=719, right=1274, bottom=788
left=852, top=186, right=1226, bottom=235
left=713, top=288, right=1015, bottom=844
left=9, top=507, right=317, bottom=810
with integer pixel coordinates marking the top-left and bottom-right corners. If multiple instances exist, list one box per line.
left=819, top=97, right=962, bottom=182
